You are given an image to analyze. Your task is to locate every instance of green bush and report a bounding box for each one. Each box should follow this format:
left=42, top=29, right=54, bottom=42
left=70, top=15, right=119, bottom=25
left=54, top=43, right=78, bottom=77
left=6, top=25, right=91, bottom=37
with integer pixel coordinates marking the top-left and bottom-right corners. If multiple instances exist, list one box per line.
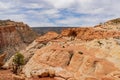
left=13, top=52, right=24, bottom=65
left=12, top=52, right=24, bottom=74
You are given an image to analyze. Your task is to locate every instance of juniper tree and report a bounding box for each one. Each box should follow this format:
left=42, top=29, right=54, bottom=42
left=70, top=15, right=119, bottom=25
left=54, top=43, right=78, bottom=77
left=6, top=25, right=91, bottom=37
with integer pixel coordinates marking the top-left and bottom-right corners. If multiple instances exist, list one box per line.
left=12, top=52, right=24, bottom=74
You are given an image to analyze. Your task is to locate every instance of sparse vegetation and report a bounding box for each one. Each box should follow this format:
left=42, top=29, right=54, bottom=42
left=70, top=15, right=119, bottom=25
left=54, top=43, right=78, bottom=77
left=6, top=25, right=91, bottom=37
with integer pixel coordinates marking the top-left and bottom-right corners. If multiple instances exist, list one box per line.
left=97, top=41, right=103, bottom=45
left=78, top=51, right=83, bottom=55
left=106, top=18, right=120, bottom=25
left=111, top=19, right=120, bottom=24
left=68, top=30, right=77, bottom=37
left=62, top=46, right=65, bottom=48
left=12, top=52, right=24, bottom=74
left=68, top=30, right=77, bottom=40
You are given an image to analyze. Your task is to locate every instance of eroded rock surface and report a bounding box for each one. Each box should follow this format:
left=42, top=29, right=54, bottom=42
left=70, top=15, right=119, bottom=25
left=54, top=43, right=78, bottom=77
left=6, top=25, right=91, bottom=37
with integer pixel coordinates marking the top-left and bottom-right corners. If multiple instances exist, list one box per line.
left=4, top=18, right=120, bottom=80
left=0, top=53, right=6, bottom=67
left=0, top=20, right=38, bottom=60
left=22, top=37, right=120, bottom=80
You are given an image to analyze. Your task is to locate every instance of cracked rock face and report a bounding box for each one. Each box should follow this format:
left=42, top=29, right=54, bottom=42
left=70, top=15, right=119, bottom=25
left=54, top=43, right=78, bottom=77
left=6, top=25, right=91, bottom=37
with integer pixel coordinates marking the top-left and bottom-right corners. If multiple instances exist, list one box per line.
left=20, top=18, right=120, bottom=80
left=22, top=31, right=120, bottom=80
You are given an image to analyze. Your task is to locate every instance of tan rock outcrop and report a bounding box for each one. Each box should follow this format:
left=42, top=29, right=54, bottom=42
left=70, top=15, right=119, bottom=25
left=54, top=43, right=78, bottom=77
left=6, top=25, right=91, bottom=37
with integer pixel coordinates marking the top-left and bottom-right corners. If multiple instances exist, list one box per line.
left=22, top=37, right=120, bottom=80
left=36, top=31, right=59, bottom=43
left=61, top=27, right=120, bottom=41
left=12, top=74, right=25, bottom=80
left=95, top=18, right=120, bottom=31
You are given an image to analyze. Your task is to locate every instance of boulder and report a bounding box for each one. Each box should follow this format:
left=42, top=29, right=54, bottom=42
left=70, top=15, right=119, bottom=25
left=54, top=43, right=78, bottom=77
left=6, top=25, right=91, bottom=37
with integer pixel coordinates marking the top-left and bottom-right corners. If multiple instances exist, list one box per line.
left=31, top=69, right=49, bottom=78
left=12, top=74, right=25, bottom=80
left=49, top=69, right=55, bottom=78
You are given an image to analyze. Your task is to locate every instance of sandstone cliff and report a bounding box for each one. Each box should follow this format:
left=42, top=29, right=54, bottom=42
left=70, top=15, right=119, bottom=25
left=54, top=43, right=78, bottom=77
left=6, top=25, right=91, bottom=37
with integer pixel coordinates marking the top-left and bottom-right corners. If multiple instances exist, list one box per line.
left=4, top=18, right=120, bottom=80
left=0, top=20, right=38, bottom=61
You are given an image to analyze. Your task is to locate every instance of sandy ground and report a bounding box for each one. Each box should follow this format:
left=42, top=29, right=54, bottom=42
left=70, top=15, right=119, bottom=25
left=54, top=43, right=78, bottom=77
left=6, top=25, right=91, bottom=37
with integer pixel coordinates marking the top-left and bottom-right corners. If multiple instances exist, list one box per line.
left=0, top=69, right=56, bottom=80
left=0, top=69, right=13, bottom=80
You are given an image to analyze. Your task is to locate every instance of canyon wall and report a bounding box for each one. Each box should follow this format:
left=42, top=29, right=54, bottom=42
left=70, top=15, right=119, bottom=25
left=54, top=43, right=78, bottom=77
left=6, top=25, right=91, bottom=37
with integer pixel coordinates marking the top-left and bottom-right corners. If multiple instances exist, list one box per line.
left=0, top=20, right=38, bottom=60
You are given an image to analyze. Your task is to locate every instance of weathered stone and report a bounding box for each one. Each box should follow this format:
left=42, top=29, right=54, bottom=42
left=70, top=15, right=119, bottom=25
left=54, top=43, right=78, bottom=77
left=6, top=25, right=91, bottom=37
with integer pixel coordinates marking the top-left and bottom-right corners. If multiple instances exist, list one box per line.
left=0, top=53, right=6, bottom=67
left=0, top=20, right=38, bottom=61
left=68, top=78, right=76, bottom=80
left=54, top=77, right=65, bottom=80
left=101, top=77, right=114, bottom=80
left=5, top=18, right=120, bottom=80
left=85, top=77, right=97, bottom=80
left=12, top=74, right=25, bottom=80
left=36, top=31, right=59, bottom=43
left=31, top=69, right=49, bottom=78
left=22, top=37, right=120, bottom=80
left=49, top=69, right=55, bottom=78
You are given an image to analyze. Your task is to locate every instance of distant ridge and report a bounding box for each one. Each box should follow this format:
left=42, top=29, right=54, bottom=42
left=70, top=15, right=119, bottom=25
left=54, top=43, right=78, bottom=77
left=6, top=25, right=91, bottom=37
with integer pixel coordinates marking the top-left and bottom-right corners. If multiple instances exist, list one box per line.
left=32, top=27, right=74, bottom=35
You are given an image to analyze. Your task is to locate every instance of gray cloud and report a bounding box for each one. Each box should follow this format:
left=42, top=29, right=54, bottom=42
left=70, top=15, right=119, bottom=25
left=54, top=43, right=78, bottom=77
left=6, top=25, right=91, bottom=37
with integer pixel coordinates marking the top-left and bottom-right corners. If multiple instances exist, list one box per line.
left=0, top=0, right=119, bottom=27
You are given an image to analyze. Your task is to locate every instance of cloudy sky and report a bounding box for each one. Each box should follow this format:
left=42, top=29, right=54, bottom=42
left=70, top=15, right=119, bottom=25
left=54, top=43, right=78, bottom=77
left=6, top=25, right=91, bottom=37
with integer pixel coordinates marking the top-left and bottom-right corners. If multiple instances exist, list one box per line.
left=0, top=0, right=119, bottom=27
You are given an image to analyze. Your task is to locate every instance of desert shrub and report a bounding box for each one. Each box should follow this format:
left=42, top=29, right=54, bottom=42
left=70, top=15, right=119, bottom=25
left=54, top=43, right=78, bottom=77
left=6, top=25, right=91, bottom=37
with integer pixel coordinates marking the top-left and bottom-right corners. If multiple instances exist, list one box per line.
left=97, top=41, right=103, bottom=45
left=68, top=30, right=77, bottom=37
left=62, top=46, right=65, bottom=48
left=78, top=51, right=83, bottom=55
left=68, top=30, right=77, bottom=40
left=12, top=52, right=24, bottom=74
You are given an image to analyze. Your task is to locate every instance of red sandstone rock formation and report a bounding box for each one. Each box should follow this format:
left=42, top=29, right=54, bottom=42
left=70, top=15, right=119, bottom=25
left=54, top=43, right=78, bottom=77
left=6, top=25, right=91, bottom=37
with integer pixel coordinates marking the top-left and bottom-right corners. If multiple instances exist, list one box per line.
left=4, top=18, right=120, bottom=80
left=21, top=18, right=120, bottom=80
left=23, top=38, right=120, bottom=80
left=0, top=53, right=6, bottom=67
left=36, top=31, right=59, bottom=43
left=0, top=20, right=38, bottom=61
left=61, top=27, right=120, bottom=41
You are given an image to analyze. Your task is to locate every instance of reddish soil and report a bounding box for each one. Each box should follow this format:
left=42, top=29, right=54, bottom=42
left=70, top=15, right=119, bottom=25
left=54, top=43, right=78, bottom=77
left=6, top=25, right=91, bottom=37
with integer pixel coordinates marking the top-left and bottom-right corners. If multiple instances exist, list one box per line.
left=0, top=69, right=13, bottom=80
left=29, top=77, right=56, bottom=80
left=0, top=69, right=56, bottom=80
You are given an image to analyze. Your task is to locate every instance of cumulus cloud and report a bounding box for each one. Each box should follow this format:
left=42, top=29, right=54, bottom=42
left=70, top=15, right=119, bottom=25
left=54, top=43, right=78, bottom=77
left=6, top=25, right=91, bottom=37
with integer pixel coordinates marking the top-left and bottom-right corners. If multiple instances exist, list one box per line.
left=0, top=1, right=14, bottom=10
left=0, top=0, right=119, bottom=27
left=46, top=0, right=75, bottom=8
